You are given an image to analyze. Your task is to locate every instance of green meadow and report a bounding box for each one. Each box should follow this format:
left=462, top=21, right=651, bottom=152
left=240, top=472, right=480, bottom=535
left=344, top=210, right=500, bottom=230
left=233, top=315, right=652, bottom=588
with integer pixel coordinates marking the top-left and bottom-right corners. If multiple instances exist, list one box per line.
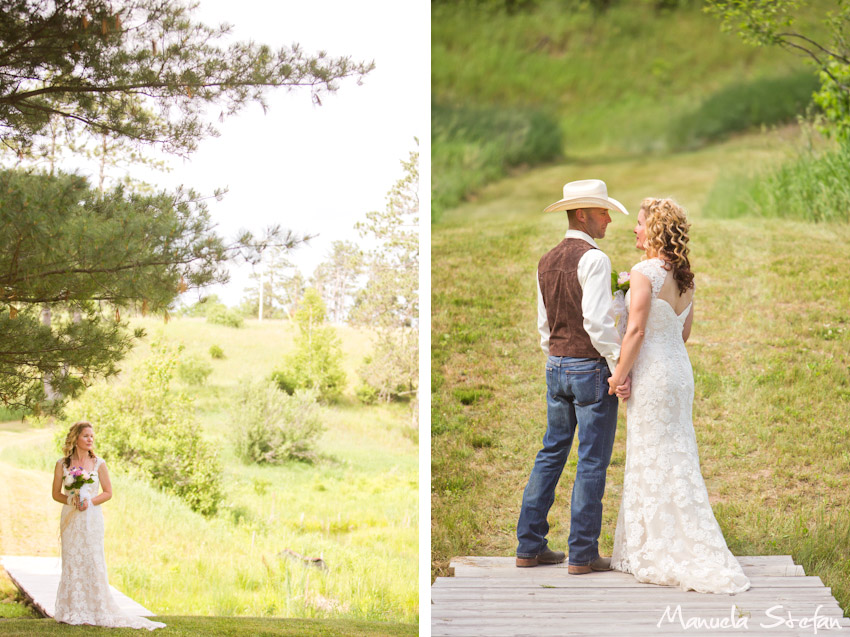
left=432, top=0, right=850, bottom=619
left=0, top=318, right=417, bottom=634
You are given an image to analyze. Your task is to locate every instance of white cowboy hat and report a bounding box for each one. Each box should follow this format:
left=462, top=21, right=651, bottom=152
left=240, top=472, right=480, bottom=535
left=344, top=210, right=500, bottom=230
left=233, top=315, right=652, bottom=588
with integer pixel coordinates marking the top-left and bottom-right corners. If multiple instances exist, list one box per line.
left=543, top=179, right=629, bottom=215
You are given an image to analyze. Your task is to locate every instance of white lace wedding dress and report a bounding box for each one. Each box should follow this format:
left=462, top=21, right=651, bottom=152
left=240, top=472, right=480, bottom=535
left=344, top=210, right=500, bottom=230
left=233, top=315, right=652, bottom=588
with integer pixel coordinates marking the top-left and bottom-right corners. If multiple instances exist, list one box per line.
left=55, top=457, right=165, bottom=629
left=610, top=258, right=750, bottom=594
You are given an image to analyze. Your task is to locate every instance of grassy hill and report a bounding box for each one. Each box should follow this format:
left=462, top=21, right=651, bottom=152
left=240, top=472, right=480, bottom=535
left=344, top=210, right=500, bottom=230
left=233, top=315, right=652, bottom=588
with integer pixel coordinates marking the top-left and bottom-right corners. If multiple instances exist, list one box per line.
left=0, top=318, right=417, bottom=628
left=431, top=0, right=830, bottom=219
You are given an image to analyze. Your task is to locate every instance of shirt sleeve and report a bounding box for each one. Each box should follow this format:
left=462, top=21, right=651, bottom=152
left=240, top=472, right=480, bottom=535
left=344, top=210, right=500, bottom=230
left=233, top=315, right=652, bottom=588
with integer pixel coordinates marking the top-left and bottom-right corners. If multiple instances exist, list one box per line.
left=577, top=251, right=621, bottom=374
left=536, top=270, right=550, bottom=356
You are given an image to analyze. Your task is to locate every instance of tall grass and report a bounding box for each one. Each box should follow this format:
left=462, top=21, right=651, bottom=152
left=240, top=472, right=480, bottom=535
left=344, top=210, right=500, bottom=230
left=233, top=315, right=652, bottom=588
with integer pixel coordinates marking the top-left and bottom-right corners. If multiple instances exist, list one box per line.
left=704, top=142, right=850, bottom=222
left=668, top=70, right=820, bottom=150
left=431, top=103, right=562, bottom=221
left=431, top=1, right=824, bottom=222
left=432, top=1, right=821, bottom=156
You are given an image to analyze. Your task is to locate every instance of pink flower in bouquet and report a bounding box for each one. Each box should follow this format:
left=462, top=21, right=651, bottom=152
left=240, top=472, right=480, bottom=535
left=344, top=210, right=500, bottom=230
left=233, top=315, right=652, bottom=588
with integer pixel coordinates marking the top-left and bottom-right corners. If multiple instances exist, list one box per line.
left=617, top=272, right=630, bottom=286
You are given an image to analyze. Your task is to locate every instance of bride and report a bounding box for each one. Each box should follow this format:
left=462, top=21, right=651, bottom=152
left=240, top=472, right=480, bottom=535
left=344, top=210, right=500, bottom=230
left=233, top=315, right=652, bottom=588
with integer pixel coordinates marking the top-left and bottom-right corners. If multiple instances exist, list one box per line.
left=51, top=421, right=166, bottom=629
left=606, top=198, right=750, bottom=594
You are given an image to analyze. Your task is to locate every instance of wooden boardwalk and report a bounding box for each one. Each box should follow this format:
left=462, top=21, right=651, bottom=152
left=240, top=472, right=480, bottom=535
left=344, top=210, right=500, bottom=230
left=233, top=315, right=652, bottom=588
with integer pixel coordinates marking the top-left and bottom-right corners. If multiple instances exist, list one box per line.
left=432, top=555, right=850, bottom=636
left=2, top=555, right=156, bottom=619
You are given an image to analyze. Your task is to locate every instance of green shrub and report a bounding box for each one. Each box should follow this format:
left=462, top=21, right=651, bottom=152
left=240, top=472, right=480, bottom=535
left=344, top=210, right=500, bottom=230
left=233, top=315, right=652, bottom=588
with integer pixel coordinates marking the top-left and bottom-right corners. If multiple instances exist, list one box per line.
left=357, top=333, right=417, bottom=403
left=275, top=289, right=346, bottom=402
left=209, top=344, right=225, bottom=359
left=232, top=379, right=324, bottom=464
left=669, top=71, right=819, bottom=149
left=178, top=294, right=222, bottom=317
left=251, top=477, right=271, bottom=496
left=431, top=102, right=562, bottom=221
left=178, top=354, right=213, bottom=386
left=270, top=369, right=298, bottom=395
left=355, top=383, right=379, bottom=405
left=205, top=303, right=244, bottom=328
left=704, top=143, right=850, bottom=222
left=57, top=342, right=222, bottom=515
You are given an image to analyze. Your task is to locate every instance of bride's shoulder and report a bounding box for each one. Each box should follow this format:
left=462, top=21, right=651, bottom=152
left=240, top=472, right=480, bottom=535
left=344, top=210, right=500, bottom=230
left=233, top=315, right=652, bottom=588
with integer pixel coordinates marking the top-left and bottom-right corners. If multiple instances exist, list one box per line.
left=630, top=259, right=659, bottom=275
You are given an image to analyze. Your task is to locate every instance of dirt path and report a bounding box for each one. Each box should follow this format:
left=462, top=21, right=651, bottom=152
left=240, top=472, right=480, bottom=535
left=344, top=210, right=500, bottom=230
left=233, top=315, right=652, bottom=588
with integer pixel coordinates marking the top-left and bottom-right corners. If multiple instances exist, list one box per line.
left=0, top=427, right=61, bottom=556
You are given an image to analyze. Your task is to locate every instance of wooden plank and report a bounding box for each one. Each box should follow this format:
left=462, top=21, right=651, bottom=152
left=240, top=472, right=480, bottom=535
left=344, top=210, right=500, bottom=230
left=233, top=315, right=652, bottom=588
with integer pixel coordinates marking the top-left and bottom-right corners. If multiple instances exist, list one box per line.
left=432, top=624, right=850, bottom=636
left=431, top=593, right=842, bottom=606
left=432, top=625, right=850, bottom=637
left=431, top=616, right=850, bottom=629
left=432, top=575, right=826, bottom=588
left=451, top=563, right=805, bottom=578
left=432, top=591, right=842, bottom=603
left=432, top=600, right=846, bottom=612
left=2, top=555, right=155, bottom=619
left=432, top=606, right=848, bottom=619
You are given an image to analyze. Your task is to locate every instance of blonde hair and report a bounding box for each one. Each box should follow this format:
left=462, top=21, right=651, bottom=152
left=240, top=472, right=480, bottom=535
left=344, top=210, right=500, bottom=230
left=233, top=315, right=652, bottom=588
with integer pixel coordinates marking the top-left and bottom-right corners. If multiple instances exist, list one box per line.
left=62, top=421, right=95, bottom=467
left=641, top=197, right=694, bottom=293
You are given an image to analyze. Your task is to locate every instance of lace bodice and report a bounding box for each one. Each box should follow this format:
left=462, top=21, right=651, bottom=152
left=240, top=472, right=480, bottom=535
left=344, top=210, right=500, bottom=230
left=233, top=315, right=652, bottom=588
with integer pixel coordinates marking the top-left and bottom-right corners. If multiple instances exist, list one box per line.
left=626, top=258, right=691, bottom=344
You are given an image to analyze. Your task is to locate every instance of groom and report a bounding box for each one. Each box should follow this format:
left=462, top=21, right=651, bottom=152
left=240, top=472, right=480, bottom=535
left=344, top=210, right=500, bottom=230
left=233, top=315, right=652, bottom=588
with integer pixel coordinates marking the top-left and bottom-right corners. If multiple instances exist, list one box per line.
left=516, top=179, right=630, bottom=574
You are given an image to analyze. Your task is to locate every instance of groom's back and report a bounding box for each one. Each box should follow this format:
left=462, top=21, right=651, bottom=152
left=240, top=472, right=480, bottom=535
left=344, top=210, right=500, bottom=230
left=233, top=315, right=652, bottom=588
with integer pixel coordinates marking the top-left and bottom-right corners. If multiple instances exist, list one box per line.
left=538, top=238, right=599, bottom=358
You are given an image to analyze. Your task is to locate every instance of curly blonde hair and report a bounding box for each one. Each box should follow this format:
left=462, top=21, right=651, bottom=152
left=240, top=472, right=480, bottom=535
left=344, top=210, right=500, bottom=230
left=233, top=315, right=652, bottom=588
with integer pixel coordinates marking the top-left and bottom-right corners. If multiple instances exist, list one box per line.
left=62, top=421, right=96, bottom=467
left=641, top=197, right=694, bottom=293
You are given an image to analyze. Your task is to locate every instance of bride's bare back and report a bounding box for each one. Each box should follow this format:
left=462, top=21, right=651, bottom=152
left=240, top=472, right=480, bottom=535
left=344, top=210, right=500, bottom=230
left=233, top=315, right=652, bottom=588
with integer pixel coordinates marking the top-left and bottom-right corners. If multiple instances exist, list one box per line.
left=656, top=267, right=694, bottom=316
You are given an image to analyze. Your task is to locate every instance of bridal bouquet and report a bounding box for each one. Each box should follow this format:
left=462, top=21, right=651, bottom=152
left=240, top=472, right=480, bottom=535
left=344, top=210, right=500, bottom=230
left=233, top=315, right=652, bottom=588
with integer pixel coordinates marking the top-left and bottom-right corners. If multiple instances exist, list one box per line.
left=64, top=466, right=95, bottom=500
left=611, top=271, right=630, bottom=295
left=611, top=271, right=630, bottom=338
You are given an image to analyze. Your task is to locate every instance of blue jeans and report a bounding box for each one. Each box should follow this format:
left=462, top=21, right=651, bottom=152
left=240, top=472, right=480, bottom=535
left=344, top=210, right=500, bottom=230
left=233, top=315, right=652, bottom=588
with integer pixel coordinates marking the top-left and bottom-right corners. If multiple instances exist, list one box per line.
left=516, top=356, right=618, bottom=565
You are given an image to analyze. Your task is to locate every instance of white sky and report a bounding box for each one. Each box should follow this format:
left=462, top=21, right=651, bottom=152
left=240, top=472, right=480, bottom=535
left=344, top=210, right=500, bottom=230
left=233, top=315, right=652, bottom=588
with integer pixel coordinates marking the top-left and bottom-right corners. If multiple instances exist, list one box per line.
left=135, top=0, right=427, bottom=306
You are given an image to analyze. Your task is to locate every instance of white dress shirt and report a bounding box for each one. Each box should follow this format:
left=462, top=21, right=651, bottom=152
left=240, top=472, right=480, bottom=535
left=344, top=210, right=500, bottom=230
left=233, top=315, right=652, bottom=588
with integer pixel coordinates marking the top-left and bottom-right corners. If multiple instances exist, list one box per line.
left=537, top=229, right=621, bottom=373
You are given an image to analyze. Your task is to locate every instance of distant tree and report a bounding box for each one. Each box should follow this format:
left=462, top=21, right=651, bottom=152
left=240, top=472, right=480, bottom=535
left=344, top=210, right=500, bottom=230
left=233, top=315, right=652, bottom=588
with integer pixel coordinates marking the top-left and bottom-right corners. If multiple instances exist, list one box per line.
left=240, top=247, right=305, bottom=320
left=311, top=240, right=364, bottom=323
left=0, top=1, right=371, bottom=413
left=353, top=143, right=419, bottom=420
left=706, top=0, right=850, bottom=143
left=272, top=288, right=346, bottom=402
left=205, top=303, right=244, bottom=328
left=281, top=270, right=307, bottom=320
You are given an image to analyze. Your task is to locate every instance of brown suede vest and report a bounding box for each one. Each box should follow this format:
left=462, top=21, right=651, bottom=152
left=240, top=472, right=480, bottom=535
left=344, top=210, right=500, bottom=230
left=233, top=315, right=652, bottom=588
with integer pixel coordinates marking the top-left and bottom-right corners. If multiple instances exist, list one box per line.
left=538, top=238, right=601, bottom=358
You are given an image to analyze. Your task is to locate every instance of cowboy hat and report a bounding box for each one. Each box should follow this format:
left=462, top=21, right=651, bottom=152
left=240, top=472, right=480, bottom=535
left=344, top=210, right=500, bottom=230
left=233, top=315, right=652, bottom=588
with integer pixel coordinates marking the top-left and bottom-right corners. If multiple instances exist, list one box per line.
left=543, top=179, right=629, bottom=215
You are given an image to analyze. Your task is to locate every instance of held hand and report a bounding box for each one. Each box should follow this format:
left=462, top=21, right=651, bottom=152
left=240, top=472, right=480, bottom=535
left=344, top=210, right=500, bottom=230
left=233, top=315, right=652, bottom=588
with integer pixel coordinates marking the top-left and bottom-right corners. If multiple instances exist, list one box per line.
left=617, top=375, right=632, bottom=401
left=607, top=374, right=632, bottom=400
left=77, top=498, right=90, bottom=512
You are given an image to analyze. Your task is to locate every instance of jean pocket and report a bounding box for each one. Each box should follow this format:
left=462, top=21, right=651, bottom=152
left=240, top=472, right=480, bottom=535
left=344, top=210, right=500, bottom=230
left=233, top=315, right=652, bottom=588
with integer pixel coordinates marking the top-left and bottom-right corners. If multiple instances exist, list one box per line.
left=571, top=369, right=602, bottom=406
